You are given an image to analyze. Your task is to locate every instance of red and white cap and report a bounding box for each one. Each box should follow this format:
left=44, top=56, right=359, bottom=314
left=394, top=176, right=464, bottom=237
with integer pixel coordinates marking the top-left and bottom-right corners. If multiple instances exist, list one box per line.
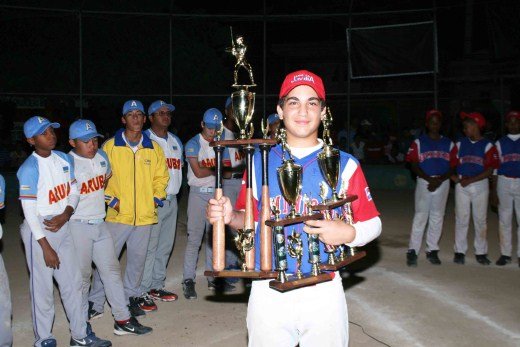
left=279, top=70, right=325, bottom=100
left=460, top=111, right=486, bottom=129
left=505, top=110, right=520, bottom=121
left=425, top=109, right=442, bottom=121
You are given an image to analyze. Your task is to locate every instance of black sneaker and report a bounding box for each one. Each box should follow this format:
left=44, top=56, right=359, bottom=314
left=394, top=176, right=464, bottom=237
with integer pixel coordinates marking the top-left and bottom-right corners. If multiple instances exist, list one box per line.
left=88, top=301, right=104, bottom=321
left=182, top=279, right=197, bottom=300
left=495, top=255, right=511, bottom=266
left=426, top=250, right=441, bottom=265
left=475, top=254, right=491, bottom=265
left=128, top=297, right=146, bottom=317
left=138, top=293, right=158, bottom=312
left=114, top=316, right=153, bottom=336
left=406, top=249, right=418, bottom=267
left=454, top=253, right=465, bottom=264
left=70, top=334, right=112, bottom=347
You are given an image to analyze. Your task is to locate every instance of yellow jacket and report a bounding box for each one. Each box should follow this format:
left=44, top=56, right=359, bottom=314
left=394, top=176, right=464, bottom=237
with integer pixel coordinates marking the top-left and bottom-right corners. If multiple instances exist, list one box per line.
left=103, top=129, right=169, bottom=225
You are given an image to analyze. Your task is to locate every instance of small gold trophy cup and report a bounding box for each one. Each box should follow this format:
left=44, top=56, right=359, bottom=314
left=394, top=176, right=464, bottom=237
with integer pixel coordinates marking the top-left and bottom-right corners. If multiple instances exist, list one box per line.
left=276, top=129, right=303, bottom=219
left=317, top=108, right=341, bottom=202
left=231, top=89, right=255, bottom=139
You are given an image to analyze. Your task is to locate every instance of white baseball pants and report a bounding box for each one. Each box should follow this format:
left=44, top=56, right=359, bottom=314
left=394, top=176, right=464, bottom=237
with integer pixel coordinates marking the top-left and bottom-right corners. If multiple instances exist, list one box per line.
left=497, top=176, right=520, bottom=257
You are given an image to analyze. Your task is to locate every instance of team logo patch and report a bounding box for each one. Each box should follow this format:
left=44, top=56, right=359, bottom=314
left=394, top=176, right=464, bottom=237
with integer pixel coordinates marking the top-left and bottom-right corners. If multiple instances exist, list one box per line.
left=100, top=161, right=107, bottom=167
left=172, top=146, right=178, bottom=151
left=144, top=159, right=151, bottom=165
left=21, top=185, right=31, bottom=191
left=63, top=166, right=69, bottom=173
left=186, top=147, right=194, bottom=153
left=131, top=101, right=137, bottom=107
left=85, top=122, right=93, bottom=131
left=365, top=187, right=372, bottom=201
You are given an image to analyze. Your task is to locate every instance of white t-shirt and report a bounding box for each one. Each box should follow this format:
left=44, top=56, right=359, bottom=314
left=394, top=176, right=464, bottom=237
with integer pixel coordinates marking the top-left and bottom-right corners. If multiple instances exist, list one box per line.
left=145, top=129, right=183, bottom=195
left=17, top=151, right=76, bottom=216
left=69, top=150, right=111, bottom=220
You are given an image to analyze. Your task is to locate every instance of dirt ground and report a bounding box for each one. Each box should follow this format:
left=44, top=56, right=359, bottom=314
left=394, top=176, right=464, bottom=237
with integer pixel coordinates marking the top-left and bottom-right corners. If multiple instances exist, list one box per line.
left=2, top=186, right=519, bottom=346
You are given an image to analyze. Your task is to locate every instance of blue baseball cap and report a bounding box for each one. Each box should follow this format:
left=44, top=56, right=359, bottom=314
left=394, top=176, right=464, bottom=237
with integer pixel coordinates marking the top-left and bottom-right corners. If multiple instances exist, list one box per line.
left=69, top=119, right=104, bottom=142
left=122, top=100, right=145, bottom=115
left=268, top=113, right=280, bottom=125
left=23, top=116, right=60, bottom=138
left=148, top=100, right=175, bottom=116
left=203, top=108, right=223, bottom=129
left=225, top=96, right=232, bottom=109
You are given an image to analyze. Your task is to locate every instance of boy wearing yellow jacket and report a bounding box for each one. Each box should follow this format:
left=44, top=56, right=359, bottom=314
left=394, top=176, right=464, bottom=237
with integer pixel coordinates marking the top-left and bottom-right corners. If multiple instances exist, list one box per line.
left=88, top=100, right=169, bottom=318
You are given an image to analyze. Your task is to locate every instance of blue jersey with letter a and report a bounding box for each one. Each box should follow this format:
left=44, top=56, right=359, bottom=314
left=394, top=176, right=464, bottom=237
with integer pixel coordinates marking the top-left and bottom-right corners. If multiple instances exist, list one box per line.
left=496, top=135, right=520, bottom=177
left=236, top=144, right=379, bottom=274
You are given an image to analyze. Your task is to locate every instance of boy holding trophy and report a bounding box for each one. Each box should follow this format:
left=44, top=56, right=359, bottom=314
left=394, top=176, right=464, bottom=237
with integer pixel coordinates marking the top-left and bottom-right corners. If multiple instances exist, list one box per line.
left=207, top=70, right=381, bottom=346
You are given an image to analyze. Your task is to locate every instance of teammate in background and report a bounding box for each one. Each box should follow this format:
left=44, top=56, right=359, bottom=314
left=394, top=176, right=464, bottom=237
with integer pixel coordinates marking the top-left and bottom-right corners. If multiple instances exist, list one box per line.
left=405, top=110, right=455, bottom=266
left=17, top=116, right=111, bottom=347
left=451, top=112, right=499, bottom=265
left=88, top=100, right=169, bottom=317
left=182, top=108, right=235, bottom=300
left=68, top=119, right=152, bottom=336
left=490, top=110, right=520, bottom=267
left=267, top=113, right=281, bottom=139
left=207, top=70, right=382, bottom=346
left=138, top=100, right=183, bottom=311
left=0, top=174, right=13, bottom=347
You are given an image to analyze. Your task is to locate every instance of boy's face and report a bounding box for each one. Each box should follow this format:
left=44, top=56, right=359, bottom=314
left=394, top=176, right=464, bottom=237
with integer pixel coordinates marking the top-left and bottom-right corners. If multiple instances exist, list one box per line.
left=426, top=115, right=441, bottom=133
left=149, top=106, right=172, bottom=129
left=27, top=126, right=57, bottom=151
left=506, top=117, right=519, bottom=134
left=69, top=137, right=99, bottom=159
left=201, top=122, right=216, bottom=141
left=277, top=85, right=326, bottom=141
left=463, top=119, right=480, bottom=138
left=122, top=110, right=146, bottom=132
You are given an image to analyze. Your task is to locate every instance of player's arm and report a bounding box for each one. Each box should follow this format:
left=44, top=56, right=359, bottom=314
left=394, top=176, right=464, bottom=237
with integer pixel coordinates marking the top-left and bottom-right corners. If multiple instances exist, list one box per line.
left=152, top=143, right=169, bottom=207
left=43, top=154, right=78, bottom=232
left=187, top=157, right=214, bottom=178
left=490, top=141, right=501, bottom=208
left=102, top=142, right=121, bottom=211
left=460, top=144, right=499, bottom=187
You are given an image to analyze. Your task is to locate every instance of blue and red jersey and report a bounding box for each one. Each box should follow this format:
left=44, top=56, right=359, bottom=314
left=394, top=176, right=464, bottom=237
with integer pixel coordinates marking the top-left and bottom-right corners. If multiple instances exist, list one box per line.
left=406, top=135, right=456, bottom=176
left=235, top=144, right=379, bottom=274
left=495, top=135, right=520, bottom=178
left=453, top=137, right=499, bottom=177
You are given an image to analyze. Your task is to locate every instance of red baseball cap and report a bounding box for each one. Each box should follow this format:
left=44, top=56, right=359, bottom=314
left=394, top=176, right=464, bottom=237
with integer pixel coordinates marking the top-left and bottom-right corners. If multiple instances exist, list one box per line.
left=279, top=70, right=326, bottom=100
left=506, top=110, right=520, bottom=121
left=460, top=111, right=486, bottom=129
left=425, top=109, right=442, bottom=121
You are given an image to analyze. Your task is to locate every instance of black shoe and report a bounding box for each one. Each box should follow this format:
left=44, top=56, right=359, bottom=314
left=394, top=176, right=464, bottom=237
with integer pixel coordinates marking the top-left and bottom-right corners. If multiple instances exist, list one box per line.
left=128, top=297, right=146, bottom=317
left=70, top=334, right=112, bottom=347
left=406, top=249, right=418, bottom=267
left=138, top=293, right=158, bottom=312
left=426, top=250, right=441, bottom=265
left=88, top=301, right=104, bottom=321
left=208, top=279, right=237, bottom=293
left=41, top=339, right=57, bottom=347
left=495, top=255, right=511, bottom=266
left=114, top=316, right=153, bottom=336
left=475, top=254, right=491, bottom=265
left=454, top=253, right=465, bottom=264
left=182, top=279, right=197, bottom=300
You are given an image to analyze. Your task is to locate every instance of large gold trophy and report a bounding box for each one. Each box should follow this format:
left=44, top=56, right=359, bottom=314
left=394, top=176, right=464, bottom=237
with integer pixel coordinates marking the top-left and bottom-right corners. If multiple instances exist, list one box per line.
left=204, top=30, right=277, bottom=280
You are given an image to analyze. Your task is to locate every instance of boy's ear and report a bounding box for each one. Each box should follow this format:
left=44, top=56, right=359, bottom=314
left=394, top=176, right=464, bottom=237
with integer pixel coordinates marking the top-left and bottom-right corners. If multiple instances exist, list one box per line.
left=26, top=138, right=35, bottom=146
left=121, top=116, right=126, bottom=125
left=276, top=105, right=283, bottom=120
left=69, top=139, right=76, bottom=148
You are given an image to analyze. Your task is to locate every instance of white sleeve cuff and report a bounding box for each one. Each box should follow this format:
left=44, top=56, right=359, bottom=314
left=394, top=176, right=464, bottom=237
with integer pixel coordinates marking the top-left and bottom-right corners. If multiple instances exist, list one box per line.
left=346, top=216, right=382, bottom=247
left=21, top=200, right=46, bottom=240
left=67, top=182, right=80, bottom=212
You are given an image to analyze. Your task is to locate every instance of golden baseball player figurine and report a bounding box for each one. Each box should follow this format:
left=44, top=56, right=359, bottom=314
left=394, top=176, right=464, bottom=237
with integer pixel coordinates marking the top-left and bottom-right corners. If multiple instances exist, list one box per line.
left=228, top=30, right=256, bottom=87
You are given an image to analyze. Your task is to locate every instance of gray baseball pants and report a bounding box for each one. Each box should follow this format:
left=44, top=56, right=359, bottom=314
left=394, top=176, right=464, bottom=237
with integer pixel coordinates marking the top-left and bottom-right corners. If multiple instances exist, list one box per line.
left=0, top=252, right=12, bottom=347
left=69, top=220, right=130, bottom=321
left=140, top=196, right=178, bottom=293
left=89, top=222, right=151, bottom=312
left=21, top=220, right=87, bottom=346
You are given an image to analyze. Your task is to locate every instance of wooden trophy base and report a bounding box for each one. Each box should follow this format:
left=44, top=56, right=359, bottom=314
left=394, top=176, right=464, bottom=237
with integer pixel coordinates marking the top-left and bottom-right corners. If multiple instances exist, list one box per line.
left=265, top=213, right=323, bottom=228
left=210, top=138, right=277, bottom=148
left=311, top=195, right=358, bottom=211
left=269, top=272, right=335, bottom=292
left=319, top=251, right=366, bottom=271
left=204, top=270, right=277, bottom=279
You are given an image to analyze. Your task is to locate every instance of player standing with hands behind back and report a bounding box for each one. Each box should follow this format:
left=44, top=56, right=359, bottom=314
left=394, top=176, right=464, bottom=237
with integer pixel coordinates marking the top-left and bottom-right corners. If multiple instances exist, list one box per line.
left=451, top=112, right=499, bottom=265
left=207, top=70, right=381, bottom=346
left=17, top=116, right=111, bottom=347
left=405, top=110, right=455, bottom=266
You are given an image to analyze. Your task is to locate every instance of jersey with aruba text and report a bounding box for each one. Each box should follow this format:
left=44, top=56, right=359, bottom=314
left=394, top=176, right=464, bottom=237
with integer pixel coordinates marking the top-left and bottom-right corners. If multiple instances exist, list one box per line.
left=495, top=134, right=520, bottom=178
left=145, top=129, right=183, bottom=195
left=235, top=144, right=379, bottom=274
left=184, top=133, right=230, bottom=187
left=453, top=137, right=499, bottom=177
left=17, top=151, right=76, bottom=216
left=222, top=126, right=245, bottom=169
left=406, top=134, right=456, bottom=176
left=69, top=150, right=111, bottom=220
